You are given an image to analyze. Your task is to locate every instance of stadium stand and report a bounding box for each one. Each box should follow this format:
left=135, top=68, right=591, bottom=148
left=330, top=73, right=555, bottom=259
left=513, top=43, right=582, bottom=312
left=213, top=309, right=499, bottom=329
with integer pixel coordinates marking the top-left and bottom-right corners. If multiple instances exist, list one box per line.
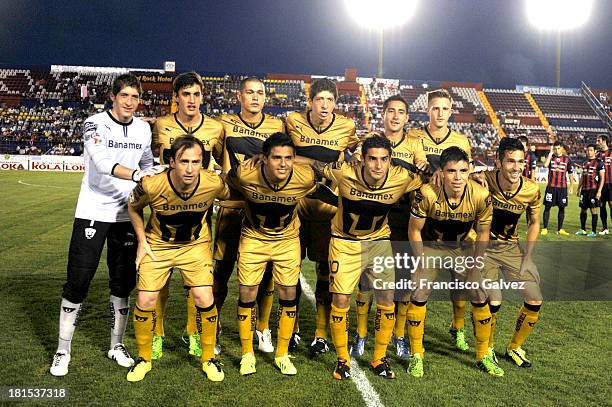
left=484, top=89, right=537, bottom=116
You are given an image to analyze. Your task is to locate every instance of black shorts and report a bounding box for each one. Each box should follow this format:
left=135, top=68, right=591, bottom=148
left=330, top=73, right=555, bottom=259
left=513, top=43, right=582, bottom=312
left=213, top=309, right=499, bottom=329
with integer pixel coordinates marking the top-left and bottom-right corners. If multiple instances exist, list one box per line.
left=543, top=186, right=568, bottom=208
left=602, top=184, right=612, bottom=203
left=579, top=189, right=600, bottom=209
left=62, top=218, right=137, bottom=303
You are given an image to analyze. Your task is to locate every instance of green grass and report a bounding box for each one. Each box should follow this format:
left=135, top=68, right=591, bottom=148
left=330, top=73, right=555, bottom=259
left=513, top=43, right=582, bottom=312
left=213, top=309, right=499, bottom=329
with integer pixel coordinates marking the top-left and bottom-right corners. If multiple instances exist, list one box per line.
left=0, top=171, right=610, bottom=407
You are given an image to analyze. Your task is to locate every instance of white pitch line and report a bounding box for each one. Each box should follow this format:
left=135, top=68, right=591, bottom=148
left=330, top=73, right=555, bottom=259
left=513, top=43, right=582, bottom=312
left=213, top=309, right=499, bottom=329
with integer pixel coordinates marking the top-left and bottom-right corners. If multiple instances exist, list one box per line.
left=18, top=180, right=70, bottom=189
left=299, top=274, right=384, bottom=407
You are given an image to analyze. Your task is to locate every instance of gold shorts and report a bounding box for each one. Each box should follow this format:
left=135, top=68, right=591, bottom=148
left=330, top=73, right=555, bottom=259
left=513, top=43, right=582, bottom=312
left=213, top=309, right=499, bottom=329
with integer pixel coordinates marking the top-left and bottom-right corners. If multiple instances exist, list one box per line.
left=137, top=242, right=214, bottom=291
left=328, top=237, right=395, bottom=295
left=213, top=206, right=242, bottom=261
left=237, top=236, right=301, bottom=287
left=483, top=243, right=538, bottom=283
left=299, top=219, right=331, bottom=263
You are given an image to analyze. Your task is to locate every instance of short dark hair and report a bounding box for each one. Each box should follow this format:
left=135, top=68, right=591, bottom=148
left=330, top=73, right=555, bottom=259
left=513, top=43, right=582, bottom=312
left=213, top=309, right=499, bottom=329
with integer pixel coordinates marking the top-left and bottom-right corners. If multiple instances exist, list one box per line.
left=382, top=95, right=409, bottom=112
left=173, top=71, right=203, bottom=95
left=309, top=78, right=338, bottom=101
left=586, top=143, right=597, bottom=150
left=553, top=141, right=563, bottom=147
left=427, top=89, right=452, bottom=105
left=361, top=135, right=392, bottom=158
left=498, top=137, right=526, bottom=161
left=170, top=134, right=204, bottom=160
left=598, top=134, right=609, bottom=146
left=262, top=132, right=295, bottom=156
left=112, top=73, right=142, bottom=96
left=440, top=146, right=469, bottom=169
left=518, top=135, right=529, bottom=145
left=239, top=76, right=264, bottom=92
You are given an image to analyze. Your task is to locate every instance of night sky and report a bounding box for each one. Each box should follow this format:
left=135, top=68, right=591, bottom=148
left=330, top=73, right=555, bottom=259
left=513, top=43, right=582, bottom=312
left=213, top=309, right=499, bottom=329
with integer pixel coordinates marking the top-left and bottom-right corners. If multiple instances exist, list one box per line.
left=1, top=0, right=610, bottom=88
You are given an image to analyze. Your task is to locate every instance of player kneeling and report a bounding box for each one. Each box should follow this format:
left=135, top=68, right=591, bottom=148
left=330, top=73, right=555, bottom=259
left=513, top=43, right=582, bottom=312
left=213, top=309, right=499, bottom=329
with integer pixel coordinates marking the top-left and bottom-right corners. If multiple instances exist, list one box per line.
left=126, top=135, right=230, bottom=382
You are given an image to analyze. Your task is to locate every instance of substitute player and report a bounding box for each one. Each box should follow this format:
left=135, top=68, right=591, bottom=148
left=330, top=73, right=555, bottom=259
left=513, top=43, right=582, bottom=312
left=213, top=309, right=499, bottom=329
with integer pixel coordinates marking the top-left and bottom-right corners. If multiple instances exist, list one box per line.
left=213, top=77, right=285, bottom=354
left=541, top=141, right=575, bottom=236
left=126, top=135, right=230, bottom=382
left=50, top=74, right=160, bottom=376
left=350, top=95, right=428, bottom=360
left=575, top=144, right=605, bottom=237
left=519, top=135, right=537, bottom=181
left=228, top=133, right=325, bottom=376
left=311, top=135, right=423, bottom=380
left=150, top=71, right=223, bottom=359
left=473, top=137, right=543, bottom=368
left=596, top=134, right=612, bottom=235
left=407, top=146, right=502, bottom=377
left=407, top=89, right=473, bottom=352
left=286, top=78, right=359, bottom=356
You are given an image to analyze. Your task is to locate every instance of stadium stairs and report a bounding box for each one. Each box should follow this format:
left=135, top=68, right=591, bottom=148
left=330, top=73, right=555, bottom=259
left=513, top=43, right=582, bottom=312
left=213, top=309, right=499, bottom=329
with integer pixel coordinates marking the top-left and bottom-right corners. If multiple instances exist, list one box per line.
left=525, top=92, right=555, bottom=142
left=477, top=90, right=506, bottom=138
left=359, top=84, right=370, bottom=131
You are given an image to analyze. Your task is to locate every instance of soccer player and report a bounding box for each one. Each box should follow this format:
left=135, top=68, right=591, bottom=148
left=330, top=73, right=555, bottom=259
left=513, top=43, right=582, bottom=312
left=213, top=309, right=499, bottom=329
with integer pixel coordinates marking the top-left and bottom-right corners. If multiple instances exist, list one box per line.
left=228, top=133, right=321, bottom=376
left=150, top=71, right=223, bottom=359
left=286, top=78, right=359, bottom=356
left=213, top=77, right=285, bottom=354
left=407, top=89, right=474, bottom=352
left=596, top=134, right=612, bottom=235
left=350, top=95, right=428, bottom=360
left=519, top=136, right=537, bottom=181
left=575, top=144, right=605, bottom=237
left=126, top=135, right=230, bottom=382
left=407, top=146, right=502, bottom=377
left=474, top=137, right=543, bottom=368
left=311, top=135, right=423, bottom=380
left=541, top=141, right=575, bottom=236
left=50, top=74, right=160, bottom=376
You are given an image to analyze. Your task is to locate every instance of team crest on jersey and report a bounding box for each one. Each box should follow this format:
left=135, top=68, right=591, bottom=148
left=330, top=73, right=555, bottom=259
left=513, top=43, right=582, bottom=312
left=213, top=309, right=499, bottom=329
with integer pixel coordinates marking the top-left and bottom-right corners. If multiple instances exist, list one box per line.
left=84, top=227, right=96, bottom=239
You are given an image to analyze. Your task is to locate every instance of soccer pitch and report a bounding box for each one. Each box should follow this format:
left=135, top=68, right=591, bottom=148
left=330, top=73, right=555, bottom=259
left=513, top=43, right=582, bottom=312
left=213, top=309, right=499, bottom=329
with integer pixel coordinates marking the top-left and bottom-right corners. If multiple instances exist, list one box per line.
left=0, top=171, right=609, bottom=406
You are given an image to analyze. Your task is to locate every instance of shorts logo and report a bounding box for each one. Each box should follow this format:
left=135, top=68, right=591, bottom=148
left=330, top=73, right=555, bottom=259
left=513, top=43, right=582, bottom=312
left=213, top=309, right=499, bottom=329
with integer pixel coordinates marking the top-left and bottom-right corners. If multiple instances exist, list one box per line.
left=238, top=315, right=247, bottom=321
left=545, top=193, right=553, bottom=202
left=85, top=227, right=96, bottom=239
left=561, top=198, right=567, bottom=204
left=478, top=317, right=492, bottom=325
left=285, top=310, right=296, bottom=318
left=331, top=315, right=343, bottom=323
left=408, top=320, right=421, bottom=327
left=135, top=315, right=148, bottom=322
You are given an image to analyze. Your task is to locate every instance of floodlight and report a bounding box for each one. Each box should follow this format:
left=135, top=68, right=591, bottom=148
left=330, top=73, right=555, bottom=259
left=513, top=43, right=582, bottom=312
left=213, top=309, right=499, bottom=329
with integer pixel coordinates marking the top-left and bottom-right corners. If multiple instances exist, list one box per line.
left=526, top=0, right=594, bottom=31
left=344, top=0, right=418, bottom=31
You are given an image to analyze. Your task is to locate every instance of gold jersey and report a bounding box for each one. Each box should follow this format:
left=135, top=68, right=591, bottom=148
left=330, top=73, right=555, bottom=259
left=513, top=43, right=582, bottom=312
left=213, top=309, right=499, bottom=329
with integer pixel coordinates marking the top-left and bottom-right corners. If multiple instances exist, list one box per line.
left=153, top=113, right=223, bottom=169
left=227, top=162, right=318, bottom=241
left=407, top=127, right=472, bottom=172
left=411, top=179, right=492, bottom=242
left=216, top=113, right=285, bottom=209
left=286, top=111, right=358, bottom=221
left=324, top=162, right=423, bottom=241
left=128, top=169, right=230, bottom=249
left=483, top=170, right=541, bottom=242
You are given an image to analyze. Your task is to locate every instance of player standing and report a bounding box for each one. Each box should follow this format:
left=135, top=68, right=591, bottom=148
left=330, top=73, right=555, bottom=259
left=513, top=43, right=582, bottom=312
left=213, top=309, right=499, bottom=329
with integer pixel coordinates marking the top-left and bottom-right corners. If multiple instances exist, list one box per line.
left=285, top=78, right=359, bottom=356
left=541, top=141, right=575, bottom=236
left=596, top=134, right=612, bottom=235
left=50, top=74, right=159, bottom=376
left=575, top=144, right=605, bottom=237
left=150, top=71, right=223, bottom=359
left=518, top=135, right=537, bottom=181
left=213, top=77, right=285, bottom=354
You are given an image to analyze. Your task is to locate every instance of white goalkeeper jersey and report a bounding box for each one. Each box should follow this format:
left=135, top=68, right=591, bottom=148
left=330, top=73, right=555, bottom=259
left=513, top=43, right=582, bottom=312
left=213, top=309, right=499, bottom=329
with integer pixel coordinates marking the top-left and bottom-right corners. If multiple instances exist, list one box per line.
left=75, top=111, right=154, bottom=223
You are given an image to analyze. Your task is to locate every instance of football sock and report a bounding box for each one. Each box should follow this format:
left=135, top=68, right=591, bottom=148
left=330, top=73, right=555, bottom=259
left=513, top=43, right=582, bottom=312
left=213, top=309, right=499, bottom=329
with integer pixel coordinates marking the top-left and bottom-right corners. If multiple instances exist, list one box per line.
left=185, top=288, right=197, bottom=335
left=591, top=213, right=598, bottom=232
left=154, top=283, right=169, bottom=337
left=373, top=304, right=395, bottom=361
left=315, top=302, right=330, bottom=339
left=276, top=299, right=297, bottom=357
left=471, top=302, right=492, bottom=360
left=293, top=279, right=302, bottom=334
left=601, top=204, right=608, bottom=230
left=196, top=303, right=218, bottom=361
left=394, top=301, right=409, bottom=338
left=580, top=211, right=587, bottom=230
left=488, top=303, right=501, bottom=349
left=543, top=206, right=551, bottom=228
left=406, top=301, right=427, bottom=356
left=508, top=302, right=541, bottom=350
left=451, top=300, right=466, bottom=330
left=557, top=207, right=565, bottom=230
left=212, top=260, right=233, bottom=311
left=57, top=298, right=81, bottom=354
left=134, top=305, right=155, bottom=361
left=356, top=290, right=372, bottom=338
left=330, top=304, right=350, bottom=362
left=256, top=276, right=274, bottom=332
left=237, top=301, right=256, bottom=355
left=109, top=295, right=129, bottom=348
